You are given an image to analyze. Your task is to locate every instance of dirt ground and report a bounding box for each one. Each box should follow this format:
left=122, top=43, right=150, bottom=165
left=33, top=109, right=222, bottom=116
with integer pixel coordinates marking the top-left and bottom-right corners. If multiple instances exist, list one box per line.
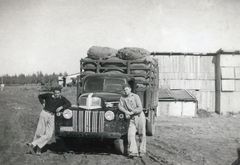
left=0, top=85, right=239, bottom=165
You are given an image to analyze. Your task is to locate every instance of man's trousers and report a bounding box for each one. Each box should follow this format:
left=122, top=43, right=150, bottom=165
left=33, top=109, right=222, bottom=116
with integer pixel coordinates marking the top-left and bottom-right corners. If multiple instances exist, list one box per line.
left=31, top=110, right=54, bottom=149
left=128, top=111, right=146, bottom=155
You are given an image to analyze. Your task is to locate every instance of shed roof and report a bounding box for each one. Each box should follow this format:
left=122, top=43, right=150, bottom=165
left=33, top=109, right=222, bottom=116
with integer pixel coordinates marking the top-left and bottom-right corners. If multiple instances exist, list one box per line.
left=158, top=88, right=197, bottom=102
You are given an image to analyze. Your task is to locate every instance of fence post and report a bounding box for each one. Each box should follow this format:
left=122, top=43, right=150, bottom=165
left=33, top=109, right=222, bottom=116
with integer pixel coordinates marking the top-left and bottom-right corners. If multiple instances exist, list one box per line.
left=215, top=51, right=221, bottom=114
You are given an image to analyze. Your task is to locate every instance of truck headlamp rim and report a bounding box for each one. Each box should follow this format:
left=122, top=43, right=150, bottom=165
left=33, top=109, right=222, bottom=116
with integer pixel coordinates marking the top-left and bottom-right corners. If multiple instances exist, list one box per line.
left=119, top=114, right=124, bottom=119
left=105, top=110, right=115, bottom=121
left=56, top=112, right=61, bottom=117
left=63, top=109, right=73, bottom=119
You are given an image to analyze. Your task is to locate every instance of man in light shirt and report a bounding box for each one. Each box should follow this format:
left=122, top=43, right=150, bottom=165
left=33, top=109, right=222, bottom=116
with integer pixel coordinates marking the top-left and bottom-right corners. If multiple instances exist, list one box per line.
left=118, top=84, right=146, bottom=157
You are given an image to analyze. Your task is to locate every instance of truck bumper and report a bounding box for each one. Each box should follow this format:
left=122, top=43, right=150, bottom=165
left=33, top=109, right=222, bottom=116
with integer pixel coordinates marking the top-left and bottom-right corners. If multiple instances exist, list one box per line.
left=56, top=131, right=122, bottom=139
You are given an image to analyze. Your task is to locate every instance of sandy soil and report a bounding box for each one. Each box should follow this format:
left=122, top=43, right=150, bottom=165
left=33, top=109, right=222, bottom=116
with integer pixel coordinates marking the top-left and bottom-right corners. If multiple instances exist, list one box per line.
left=0, top=86, right=239, bottom=165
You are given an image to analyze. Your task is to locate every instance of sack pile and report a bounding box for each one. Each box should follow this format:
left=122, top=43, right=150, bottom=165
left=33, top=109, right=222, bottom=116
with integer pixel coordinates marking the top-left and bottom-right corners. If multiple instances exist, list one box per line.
left=116, top=47, right=150, bottom=60
left=83, top=46, right=158, bottom=86
left=87, top=46, right=117, bottom=60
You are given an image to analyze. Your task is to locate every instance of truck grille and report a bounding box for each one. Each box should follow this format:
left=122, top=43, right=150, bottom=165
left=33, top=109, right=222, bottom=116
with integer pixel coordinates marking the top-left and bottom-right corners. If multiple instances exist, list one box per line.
left=72, top=110, right=105, bottom=132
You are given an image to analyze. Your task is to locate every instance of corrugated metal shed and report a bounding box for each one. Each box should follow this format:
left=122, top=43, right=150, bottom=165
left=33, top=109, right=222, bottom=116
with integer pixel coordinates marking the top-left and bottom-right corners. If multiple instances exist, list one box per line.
left=154, top=54, right=215, bottom=112
left=158, top=88, right=197, bottom=102
left=157, top=88, right=197, bottom=117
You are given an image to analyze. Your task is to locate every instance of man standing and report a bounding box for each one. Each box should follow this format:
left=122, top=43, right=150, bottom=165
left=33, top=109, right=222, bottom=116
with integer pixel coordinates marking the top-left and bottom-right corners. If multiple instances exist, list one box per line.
left=27, top=86, right=71, bottom=155
left=118, top=84, right=146, bottom=157
left=0, top=83, right=4, bottom=91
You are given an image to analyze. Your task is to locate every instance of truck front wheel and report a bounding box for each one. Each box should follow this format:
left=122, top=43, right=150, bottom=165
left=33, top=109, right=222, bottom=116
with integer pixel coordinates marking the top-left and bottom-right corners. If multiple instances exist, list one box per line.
left=114, top=138, right=124, bottom=154
left=55, top=136, right=69, bottom=152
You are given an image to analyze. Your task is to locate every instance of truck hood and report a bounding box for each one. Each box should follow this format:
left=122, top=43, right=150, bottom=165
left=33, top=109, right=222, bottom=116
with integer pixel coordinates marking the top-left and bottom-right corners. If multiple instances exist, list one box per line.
left=81, top=92, right=122, bottom=102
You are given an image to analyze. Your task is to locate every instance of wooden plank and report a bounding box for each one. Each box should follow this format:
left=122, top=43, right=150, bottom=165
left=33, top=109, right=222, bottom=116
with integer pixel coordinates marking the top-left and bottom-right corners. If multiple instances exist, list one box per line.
left=221, top=55, right=240, bottom=67
left=222, top=80, right=235, bottom=91
left=169, top=102, right=182, bottom=116
left=235, top=80, right=240, bottom=91
left=182, top=102, right=196, bottom=117
left=221, top=67, right=235, bottom=79
left=235, top=67, right=240, bottom=79
left=221, top=92, right=240, bottom=114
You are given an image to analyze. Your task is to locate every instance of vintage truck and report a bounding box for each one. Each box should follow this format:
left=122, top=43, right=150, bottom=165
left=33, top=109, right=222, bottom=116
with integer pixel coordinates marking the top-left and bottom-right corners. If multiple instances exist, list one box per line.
left=54, top=56, right=159, bottom=153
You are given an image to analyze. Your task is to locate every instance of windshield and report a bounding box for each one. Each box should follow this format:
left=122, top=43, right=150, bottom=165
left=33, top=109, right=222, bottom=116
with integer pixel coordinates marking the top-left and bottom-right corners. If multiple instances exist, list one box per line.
left=84, top=77, right=126, bottom=93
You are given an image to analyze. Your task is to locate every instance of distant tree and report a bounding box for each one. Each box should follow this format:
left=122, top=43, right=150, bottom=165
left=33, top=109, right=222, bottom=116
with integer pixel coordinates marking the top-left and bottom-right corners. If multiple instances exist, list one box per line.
left=37, top=71, right=44, bottom=84
left=12, top=74, right=17, bottom=84
left=31, top=73, right=37, bottom=84
left=18, top=74, right=26, bottom=84
left=1, top=72, right=66, bottom=85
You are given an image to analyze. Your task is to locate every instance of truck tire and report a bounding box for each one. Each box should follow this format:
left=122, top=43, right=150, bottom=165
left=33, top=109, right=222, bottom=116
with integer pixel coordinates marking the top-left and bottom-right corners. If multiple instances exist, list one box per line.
left=55, top=136, right=69, bottom=152
left=114, top=138, right=124, bottom=154
left=146, top=111, right=156, bottom=136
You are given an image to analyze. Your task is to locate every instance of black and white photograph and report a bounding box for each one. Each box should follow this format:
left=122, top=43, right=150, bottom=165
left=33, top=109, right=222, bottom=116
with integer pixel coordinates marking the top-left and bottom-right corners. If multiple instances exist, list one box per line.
left=0, top=0, right=240, bottom=164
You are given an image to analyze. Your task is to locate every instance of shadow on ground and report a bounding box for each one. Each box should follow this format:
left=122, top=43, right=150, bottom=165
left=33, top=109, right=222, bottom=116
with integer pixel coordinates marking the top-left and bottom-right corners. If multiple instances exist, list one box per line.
left=44, top=138, right=126, bottom=155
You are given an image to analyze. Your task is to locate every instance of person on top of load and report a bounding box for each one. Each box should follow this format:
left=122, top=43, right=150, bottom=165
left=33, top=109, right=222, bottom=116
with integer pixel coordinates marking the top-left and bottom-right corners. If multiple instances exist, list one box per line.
left=118, top=84, right=146, bottom=157
left=26, top=86, right=71, bottom=155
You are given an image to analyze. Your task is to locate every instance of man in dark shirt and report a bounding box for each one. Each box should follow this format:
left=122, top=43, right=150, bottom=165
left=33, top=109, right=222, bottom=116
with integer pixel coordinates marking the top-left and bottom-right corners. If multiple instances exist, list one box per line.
left=27, top=87, right=71, bottom=155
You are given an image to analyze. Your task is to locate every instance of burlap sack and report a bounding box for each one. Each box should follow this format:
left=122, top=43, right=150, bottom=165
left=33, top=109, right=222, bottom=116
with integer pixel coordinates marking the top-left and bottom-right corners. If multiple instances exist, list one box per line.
left=103, top=70, right=124, bottom=74
left=87, top=46, right=117, bottom=60
left=116, top=47, right=150, bottom=60
left=130, top=63, right=150, bottom=69
left=83, top=63, right=96, bottom=68
left=135, top=56, right=158, bottom=65
left=101, top=56, right=126, bottom=67
left=83, top=70, right=95, bottom=74
left=103, top=67, right=124, bottom=73
left=130, top=70, right=147, bottom=75
left=134, top=77, right=149, bottom=83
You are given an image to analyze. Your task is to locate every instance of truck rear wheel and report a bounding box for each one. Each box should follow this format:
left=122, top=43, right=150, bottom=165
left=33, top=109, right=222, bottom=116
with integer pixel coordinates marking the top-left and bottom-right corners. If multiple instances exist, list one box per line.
left=114, top=138, right=124, bottom=154
left=146, top=110, right=156, bottom=136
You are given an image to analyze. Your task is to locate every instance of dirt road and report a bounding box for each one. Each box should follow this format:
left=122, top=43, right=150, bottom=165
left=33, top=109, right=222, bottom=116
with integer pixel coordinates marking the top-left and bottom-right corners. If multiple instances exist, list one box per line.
left=0, top=86, right=239, bottom=165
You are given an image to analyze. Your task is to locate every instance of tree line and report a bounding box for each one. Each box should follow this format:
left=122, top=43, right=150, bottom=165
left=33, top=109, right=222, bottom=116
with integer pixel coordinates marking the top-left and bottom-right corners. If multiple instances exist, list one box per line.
left=1, top=71, right=67, bottom=85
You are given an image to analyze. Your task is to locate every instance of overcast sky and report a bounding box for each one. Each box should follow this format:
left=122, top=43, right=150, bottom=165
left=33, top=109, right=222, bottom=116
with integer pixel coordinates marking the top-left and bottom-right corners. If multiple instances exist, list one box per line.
left=0, top=0, right=240, bottom=75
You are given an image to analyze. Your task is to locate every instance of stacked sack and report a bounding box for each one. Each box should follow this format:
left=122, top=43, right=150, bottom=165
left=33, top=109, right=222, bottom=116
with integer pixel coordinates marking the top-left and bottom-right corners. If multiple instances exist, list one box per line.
left=82, top=46, right=158, bottom=85
left=116, top=47, right=158, bottom=86
left=116, top=47, right=150, bottom=60
left=83, top=46, right=120, bottom=74
left=87, top=46, right=117, bottom=60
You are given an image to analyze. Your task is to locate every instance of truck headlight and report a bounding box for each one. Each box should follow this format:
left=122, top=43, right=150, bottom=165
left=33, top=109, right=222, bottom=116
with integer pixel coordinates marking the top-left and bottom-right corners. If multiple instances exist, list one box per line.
left=63, top=109, right=73, bottom=119
left=105, top=111, right=115, bottom=121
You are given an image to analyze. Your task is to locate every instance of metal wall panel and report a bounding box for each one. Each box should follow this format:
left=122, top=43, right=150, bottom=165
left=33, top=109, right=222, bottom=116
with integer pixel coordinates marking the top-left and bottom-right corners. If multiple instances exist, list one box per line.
left=221, top=55, right=240, bottom=67
left=156, top=55, right=215, bottom=112
left=235, top=67, right=240, bottom=79
left=236, top=80, right=240, bottom=91
left=220, top=54, right=240, bottom=114
left=221, top=92, right=240, bottom=114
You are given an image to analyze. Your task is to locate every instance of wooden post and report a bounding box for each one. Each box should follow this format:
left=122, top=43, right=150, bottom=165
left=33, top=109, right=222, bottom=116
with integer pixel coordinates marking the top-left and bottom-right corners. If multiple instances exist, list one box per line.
left=76, top=76, right=80, bottom=105
left=215, top=52, right=221, bottom=114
